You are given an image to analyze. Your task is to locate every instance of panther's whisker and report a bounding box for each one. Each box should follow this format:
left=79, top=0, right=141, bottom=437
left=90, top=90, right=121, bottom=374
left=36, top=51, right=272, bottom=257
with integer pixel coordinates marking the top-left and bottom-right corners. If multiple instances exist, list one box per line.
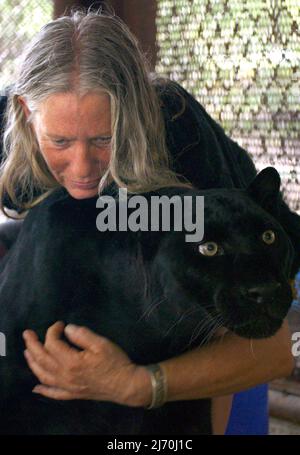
left=199, top=318, right=226, bottom=347
left=180, top=315, right=214, bottom=349
left=163, top=306, right=202, bottom=338
left=187, top=314, right=224, bottom=348
left=189, top=320, right=207, bottom=345
left=192, top=313, right=219, bottom=335
left=203, top=315, right=227, bottom=341
left=138, top=296, right=167, bottom=322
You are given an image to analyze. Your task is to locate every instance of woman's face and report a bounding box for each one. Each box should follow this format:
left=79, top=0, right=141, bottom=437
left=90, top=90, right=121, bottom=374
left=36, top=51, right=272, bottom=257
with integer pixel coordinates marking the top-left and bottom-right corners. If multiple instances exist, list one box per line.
left=28, top=91, right=112, bottom=199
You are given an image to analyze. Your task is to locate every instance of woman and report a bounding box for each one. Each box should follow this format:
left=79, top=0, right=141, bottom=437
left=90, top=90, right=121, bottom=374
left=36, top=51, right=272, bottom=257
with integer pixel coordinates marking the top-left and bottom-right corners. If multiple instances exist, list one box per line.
left=0, top=10, right=298, bottom=434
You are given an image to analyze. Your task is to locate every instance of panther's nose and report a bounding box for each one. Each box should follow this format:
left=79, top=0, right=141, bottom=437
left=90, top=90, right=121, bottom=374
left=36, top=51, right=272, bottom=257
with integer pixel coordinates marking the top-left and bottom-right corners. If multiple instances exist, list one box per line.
left=246, top=283, right=281, bottom=304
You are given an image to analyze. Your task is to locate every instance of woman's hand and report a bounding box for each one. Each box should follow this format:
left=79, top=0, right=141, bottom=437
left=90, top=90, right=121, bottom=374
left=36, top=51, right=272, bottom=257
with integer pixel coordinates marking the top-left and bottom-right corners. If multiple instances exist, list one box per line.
left=23, top=321, right=151, bottom=407
left=23, top=319, right=294, bottom=410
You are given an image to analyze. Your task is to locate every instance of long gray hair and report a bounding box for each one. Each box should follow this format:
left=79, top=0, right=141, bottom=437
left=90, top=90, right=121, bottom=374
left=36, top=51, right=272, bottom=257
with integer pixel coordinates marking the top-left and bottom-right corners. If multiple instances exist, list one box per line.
left=0, top=9, right=190, bottom=217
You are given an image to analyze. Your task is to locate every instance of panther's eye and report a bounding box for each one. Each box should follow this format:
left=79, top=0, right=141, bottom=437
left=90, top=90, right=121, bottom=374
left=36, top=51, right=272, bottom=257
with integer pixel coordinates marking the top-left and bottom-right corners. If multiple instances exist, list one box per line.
left=262, top=230, right=276, bottom=245
left=198, top=241, right=219, bottom=256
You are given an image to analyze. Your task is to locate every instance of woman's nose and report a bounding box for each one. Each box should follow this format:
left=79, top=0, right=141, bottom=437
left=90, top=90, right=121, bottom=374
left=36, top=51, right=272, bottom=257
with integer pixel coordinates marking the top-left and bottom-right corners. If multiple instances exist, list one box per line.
left=70, top=142, right=97, bottom=178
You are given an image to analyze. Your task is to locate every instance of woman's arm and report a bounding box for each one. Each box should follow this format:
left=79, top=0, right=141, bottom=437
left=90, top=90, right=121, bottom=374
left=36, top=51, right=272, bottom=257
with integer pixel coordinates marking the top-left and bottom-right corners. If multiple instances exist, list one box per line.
left=23, top=318, right=294, bottom=407
left=153, top=319, right=294, bottom=403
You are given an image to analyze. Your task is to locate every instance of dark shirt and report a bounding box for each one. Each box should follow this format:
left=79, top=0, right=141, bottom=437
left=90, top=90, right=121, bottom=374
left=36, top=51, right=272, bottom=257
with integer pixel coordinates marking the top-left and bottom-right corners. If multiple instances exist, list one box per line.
left=0, top=81, right=299, bottom=274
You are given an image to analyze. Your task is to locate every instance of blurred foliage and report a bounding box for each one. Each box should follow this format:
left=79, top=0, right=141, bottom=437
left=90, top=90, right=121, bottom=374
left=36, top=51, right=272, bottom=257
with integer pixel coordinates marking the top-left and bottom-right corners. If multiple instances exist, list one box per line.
left=156, top=0, right=300, bottom=212
left=0, top=0, right=53, bottom=90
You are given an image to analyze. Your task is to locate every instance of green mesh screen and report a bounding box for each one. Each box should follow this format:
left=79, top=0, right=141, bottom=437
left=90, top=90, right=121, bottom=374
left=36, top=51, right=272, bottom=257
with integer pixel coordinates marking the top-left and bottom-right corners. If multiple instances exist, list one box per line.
left=156, top=0, right=300, bottom=212
left=0, top=0, right=53, bottom=90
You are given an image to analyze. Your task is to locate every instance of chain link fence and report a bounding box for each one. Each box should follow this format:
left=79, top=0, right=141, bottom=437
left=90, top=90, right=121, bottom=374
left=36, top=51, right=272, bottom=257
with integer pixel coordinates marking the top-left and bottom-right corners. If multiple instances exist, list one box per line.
left=0, top=0, right=53, bottom=222
left=1, top=1, right=299, bottom=211
left=0, top=0, right=53, bottom=92
left=156, top=0, right=300, bottom=213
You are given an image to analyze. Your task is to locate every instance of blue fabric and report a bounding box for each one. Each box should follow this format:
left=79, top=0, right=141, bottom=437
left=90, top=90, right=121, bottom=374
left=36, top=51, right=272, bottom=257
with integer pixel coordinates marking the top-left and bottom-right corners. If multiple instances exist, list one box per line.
left=225, top=384, right=269, bottom=435
left=292, top=269, right=300, bottom=309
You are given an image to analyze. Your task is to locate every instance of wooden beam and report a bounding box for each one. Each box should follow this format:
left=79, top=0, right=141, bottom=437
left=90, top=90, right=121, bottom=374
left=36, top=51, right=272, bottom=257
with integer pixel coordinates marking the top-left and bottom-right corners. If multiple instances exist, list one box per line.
left=52, top=0, right=157, bottom=70
left=107, top=1, right=157, bottom=70
left=53, top=0, right=102, bottom=19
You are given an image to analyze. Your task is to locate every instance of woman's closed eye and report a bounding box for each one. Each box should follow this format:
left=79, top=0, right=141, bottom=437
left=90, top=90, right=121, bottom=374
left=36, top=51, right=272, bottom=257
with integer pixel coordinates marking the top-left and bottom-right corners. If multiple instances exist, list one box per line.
left=91, top=137, right=112, bottom=147
left=52, top=139, right=70, bottom=148
left=51, top=137, right=112, bottom=149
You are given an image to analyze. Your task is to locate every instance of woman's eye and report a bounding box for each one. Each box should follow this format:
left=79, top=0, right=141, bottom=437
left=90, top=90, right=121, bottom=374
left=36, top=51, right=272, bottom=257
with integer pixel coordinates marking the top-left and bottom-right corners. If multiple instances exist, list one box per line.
left=198, top=241, right=221, bottom=257
left=53, top=139, right=68, bottom=148
left=92, top=137, right=112, bottom=147
left=262, top=230, right=276, bottom=245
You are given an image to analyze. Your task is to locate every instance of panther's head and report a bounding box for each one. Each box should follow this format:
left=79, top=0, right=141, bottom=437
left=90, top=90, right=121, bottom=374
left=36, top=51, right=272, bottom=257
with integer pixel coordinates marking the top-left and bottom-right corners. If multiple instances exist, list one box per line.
left=155, top=167, right=294, bottom=339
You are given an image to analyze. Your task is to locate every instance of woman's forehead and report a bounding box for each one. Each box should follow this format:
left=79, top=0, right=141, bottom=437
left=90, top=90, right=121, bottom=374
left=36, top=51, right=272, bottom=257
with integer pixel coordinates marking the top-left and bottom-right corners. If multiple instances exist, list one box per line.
left=39, top=91, right=110, bottom=115
left=35, top=91, right=111, bottom=135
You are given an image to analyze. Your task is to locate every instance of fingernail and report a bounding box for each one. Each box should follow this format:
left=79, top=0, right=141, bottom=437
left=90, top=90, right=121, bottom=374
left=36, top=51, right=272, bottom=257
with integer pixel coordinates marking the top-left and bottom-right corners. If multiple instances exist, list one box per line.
left=32, top=387, right=40, bottom=394
left=65, top=324, right=79, bottom=334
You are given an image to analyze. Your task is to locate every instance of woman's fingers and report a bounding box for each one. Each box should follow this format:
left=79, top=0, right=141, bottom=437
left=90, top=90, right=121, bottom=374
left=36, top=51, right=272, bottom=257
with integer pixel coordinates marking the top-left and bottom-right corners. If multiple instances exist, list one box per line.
left=24, top=349, right=58, bottom=387
left=64, top=324, right=108, bottom=353
left=22, top=322, right=101, bottom=391
left=23, top=323, right=81, bottom=380
left=45, top=320, right=65, bottom=344
left=23, top=329, right=39, bottom=342
left=32, top=385, right=84, bottom=401
left=23, top=330, right=59, bottom=373
left=22, top=322, right=138, bottom=404
left=24, top=348, right=87, bottom=393
left=43, top=322, right=80, bottom=363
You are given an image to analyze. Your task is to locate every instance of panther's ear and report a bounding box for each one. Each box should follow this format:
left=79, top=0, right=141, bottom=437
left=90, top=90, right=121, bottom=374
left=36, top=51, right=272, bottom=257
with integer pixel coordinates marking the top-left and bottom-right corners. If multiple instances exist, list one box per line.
left=247, top=167, right=281, bottom=216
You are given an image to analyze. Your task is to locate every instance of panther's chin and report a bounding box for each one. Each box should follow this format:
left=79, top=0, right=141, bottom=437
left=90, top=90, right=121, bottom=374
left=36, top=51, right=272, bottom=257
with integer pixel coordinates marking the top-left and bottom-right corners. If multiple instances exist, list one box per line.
left=228, top=316, right=283, bottom=339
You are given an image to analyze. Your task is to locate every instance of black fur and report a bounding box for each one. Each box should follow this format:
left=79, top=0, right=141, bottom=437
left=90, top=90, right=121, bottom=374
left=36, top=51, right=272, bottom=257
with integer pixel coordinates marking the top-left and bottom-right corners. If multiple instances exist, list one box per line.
left=0, top=167, right=294, bottom=434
